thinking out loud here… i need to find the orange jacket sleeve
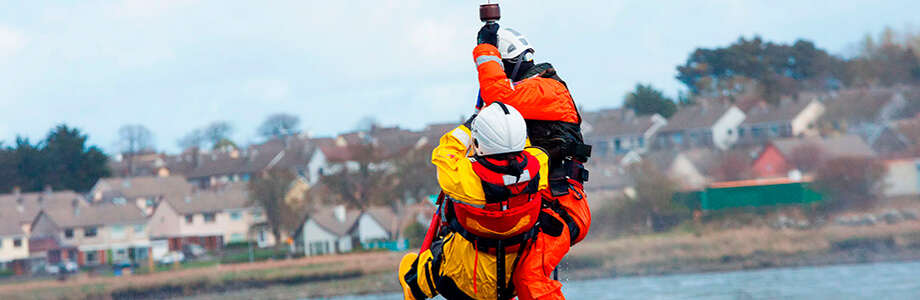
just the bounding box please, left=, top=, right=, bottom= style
left=473, top=44, right=579, bottom=123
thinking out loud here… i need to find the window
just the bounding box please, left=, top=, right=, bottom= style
left=231, top=233, right=245, bottom=242
left=86, top=251, right=97, bottom=263
left=230, top=211, right=242, bottom=221
left=185, top=214, right=194, bottom=224
left=134, top=225, right=145, bottom=234
left=13, top=239, right=21, bottom=248
left=111, top=226, right=126, bottom=239
left=64, top=229, right=74, bottom=239
left=203, top=213, right=216, bottom=223
left=85, top=227, right=98, bottom=238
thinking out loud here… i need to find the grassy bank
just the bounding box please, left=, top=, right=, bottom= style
left=3, top=221, right=920, bottom=299
left=0, top=252, right=403, bottom=300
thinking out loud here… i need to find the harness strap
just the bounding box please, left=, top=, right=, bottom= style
left=496, top=239, right=506, bottom=299
left=544, top=199, right=581, bottom=246
left=447, top=214, right=540, bottom=251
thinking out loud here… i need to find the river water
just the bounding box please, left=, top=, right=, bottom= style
left=320, top=260, right=920, bottom=299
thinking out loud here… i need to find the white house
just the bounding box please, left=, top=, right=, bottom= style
left=0, top=218, right=29, bottom=270
left=885, top=158, right=920, bottom=197
left=295, top=206, right=360, bottom=256
left=294, top=205, right=403, bottom=256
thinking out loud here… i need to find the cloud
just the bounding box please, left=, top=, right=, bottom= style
left=245, top=79, right=291, bottom=104
left=108, top=0, right=198, bottom=20
left=0, top=28, right=24, bottom=59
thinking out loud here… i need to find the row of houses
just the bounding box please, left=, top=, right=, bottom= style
left=0, top=175, right=432, bottom=275
left=583, top=87, right=914, bottom=157
left=583, top=87, right=920, bottom=208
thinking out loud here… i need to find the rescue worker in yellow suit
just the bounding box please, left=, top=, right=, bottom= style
left=474, top=24, right=593, bottom=300
left=399, top=102, right=557, bottom=300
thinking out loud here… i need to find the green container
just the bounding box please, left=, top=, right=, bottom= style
left=701, top=182, right=822, bottom=210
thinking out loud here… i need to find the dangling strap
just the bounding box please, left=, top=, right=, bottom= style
left=496, top=239, right=506, bottom=299
left=472, top=240, right=479, bottom=295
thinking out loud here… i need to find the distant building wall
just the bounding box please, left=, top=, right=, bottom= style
left=357, top=214, right=389, bottom=244
left=0, top=236, right=29, bottom=263
left=885, top=159, right=920, bottom=197
left=791, top=100, right=826, bottom=137
left=753, top=146, right=789, bottom=178
left=711, top=106, right=746, bottom=150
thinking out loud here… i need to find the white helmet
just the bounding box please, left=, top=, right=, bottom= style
left=471, top=102, right=527, bottom=156
left=497, top=28, right=534, bottom=61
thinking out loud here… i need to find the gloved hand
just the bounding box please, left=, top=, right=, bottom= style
left=463, top=113, right=477, bottom=128
left=477, top=23, right=499, bottom=47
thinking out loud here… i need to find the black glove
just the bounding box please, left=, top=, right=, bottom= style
left=463, top=113, right=477, bottom=128
left=477, top=23, right=499, bottom=47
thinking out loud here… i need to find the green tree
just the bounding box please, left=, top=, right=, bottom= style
left=676, top=36, right=847, bottom=103
left=42, top=125, right=110, bottom=192
left=624, top=84, right=677, bottom=118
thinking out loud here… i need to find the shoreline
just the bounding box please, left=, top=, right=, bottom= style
left=4, top=225, right=920, bottom=299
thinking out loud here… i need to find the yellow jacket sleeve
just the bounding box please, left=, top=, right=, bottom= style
left=431, top=125, right=486, bottom=206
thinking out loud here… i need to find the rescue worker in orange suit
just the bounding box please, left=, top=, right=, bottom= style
left=398, top=102, right=556, bottom=299
left=474, top=24, right=593, bottom=300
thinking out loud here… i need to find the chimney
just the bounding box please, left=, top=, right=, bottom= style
left=334, top=205, right=346, bottom=223
left=72, top=198, right=81, bottom=216
left=13, top=187, right=23, bottom=212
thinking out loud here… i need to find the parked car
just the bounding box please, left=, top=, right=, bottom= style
left=182, top=244, right=207, bottom=259
left=158, top=251, right=185, bottom=265
left=45, top=260, right=78, bottom=274
left=112, top=259, right=137, bottom=276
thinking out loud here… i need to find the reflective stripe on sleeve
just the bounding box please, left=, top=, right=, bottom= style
left=475, top=55, right=503, bottom=67
left=451, top=128, right=471, bottom=146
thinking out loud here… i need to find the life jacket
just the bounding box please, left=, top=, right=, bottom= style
left=439, top=150, right=544, bottom=300
left=451, top=151, right=542, bottom=242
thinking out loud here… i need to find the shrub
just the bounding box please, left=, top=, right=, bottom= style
left=404, top=220, right=428, bottom=249
left=813, top=156, right=886, bottom=213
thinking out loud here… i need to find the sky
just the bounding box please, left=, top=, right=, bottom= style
left=1, top=0, right=919, bottom=154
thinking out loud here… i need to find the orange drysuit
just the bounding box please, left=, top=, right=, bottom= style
left=474, top=43, right=593, bottom=300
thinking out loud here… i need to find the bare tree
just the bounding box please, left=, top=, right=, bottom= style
left=813, top=157, right=887, bottom=212
left=177, top=129, right=206, bottom=150
left=248, top=169, right=300, bottom=246
left=709, top=150, right=753, bottom=181
left=623, top=161, right=686, bottom=232
left=789, top=144, right=825, bottom=173
left=321, top=142, right=399, bottom=210
left=258, top=113, right=301, bottom=140
left=204, top=121, right=234, bottom=150
left=118, top=124, right=154, bottom=177
left=353, top=115, right=379, bottom=132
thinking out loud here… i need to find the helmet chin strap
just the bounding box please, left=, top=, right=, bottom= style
left=504, top=50, right=534, bottom=82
